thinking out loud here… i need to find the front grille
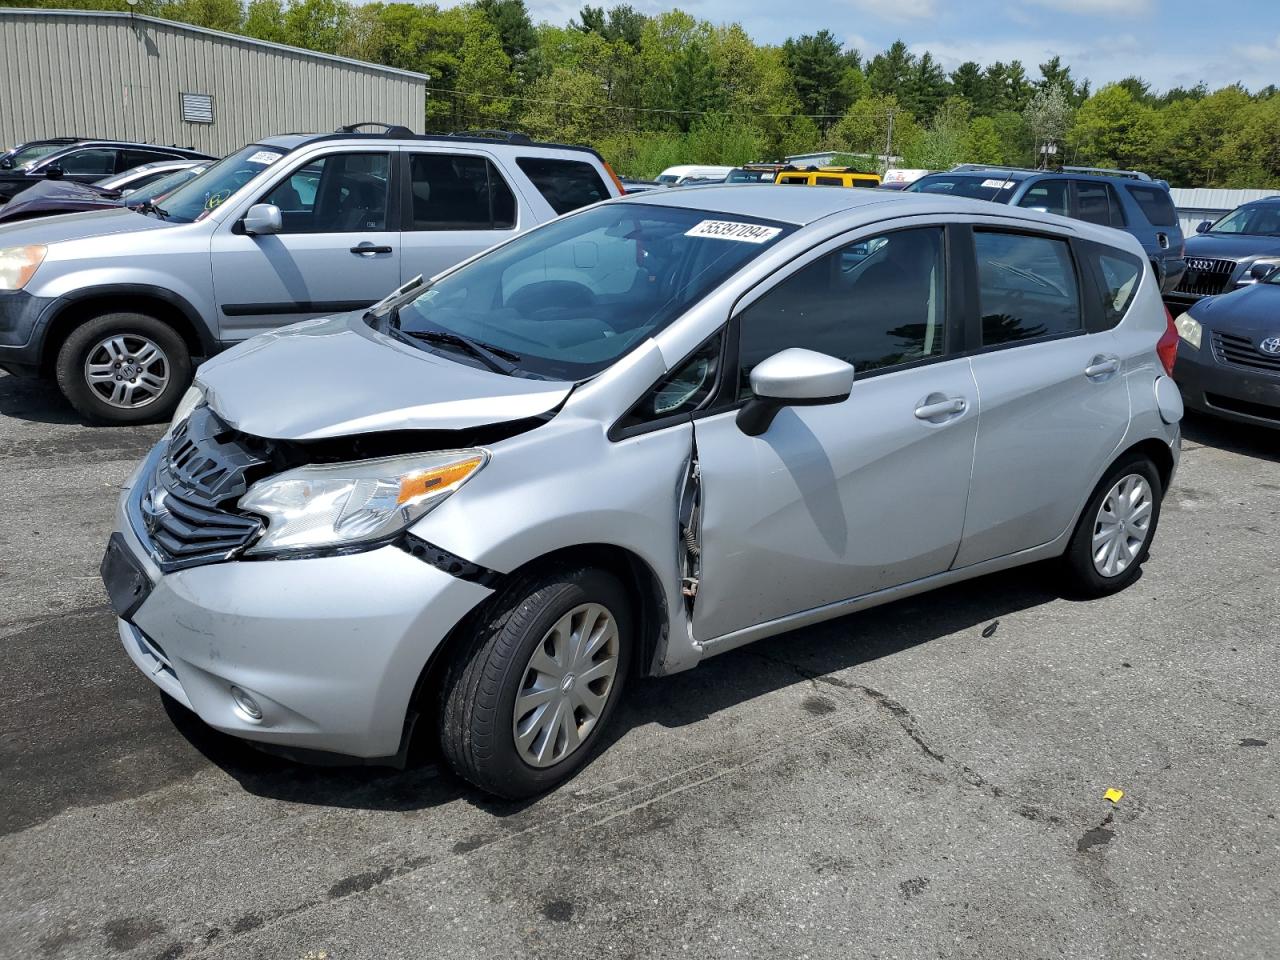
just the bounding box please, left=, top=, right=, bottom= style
left=1212, top=331, right=1280, bottom=373
left=137, top=406, right=265, bottom=570
left=1175, top=257, right=1236, bottom=298
left=1205, top=392, right=1280, bottom=422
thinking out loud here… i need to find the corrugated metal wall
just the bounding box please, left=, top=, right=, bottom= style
left=0, top=9, right=427, bottom=156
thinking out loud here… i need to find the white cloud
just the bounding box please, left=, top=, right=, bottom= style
left=841, top=0, right=937, bottom=21
left=1022, top=0, right=1152, bottom=13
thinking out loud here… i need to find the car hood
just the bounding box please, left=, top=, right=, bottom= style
left=1189, top=282, right=1280, bottom=337
left=0, top=205, right=167, bottom=245
left=1185, top=233, right=1280, bottom=261
left=0, top=180, right=119, bottom=223
left=196, top=312, right=574, bottom=441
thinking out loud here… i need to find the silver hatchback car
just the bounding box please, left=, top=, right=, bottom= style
left=103, top=186, right=1184, bottom=798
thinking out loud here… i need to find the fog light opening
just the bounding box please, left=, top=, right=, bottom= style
left=229, top=685, right=263, bottom=722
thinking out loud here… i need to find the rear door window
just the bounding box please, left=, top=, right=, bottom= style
left=1126, top=185, right=1178, bottom=227
left=1016, top=180, right=1069, bottom=216
left=515, top=156, right=609, bottom=214
left=975, top=231, right=1082, bottom=346
left=406, top=153, right=516, bottom=230
left=1073, top=181, right=1126, bottom=229
left=56, top=148, right=120, bottom=176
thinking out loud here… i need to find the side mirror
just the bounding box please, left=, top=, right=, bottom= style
left=1196, top=220, right=1212, bottom=234
left=44, top=164, right=64, bottom=180
left=736, top=348, right=854, bottom=437
left=1248, top=261, right=1277, bottom=282
left=0, top=158, right=12, bottom=170
left=242, top=203, right=282, bottom=236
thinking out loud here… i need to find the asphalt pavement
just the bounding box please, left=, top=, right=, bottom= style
left=1, top=370, right=1277, bottom=960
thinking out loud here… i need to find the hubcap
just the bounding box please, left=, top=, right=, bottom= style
left=1092, top=474, right=1153, bottom=578
left=85, top=334, right=170, bottom=409
left=512, top=602, right=620, bottom=769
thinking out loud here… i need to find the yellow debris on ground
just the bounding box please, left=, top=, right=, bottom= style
left=1104, top=788, right=1125, bottom=804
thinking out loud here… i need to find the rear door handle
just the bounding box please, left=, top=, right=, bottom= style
left=914, top=396, right=967, bottom=421
left=1085, top=355, right=1121, bottom=379
left=351, top=243, right=393, bottom=255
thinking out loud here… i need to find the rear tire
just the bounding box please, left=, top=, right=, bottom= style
left=439, top=566, right=632, bottom=799
left=1061, top=453, right=1163, bottom=597
left=55, top=312, right=191, bottom=425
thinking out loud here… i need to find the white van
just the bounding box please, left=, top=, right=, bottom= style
left=655, top=165, right=734, bottom=185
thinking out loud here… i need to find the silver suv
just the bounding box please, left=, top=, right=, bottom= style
left=103, top=186, right=1184, bottom=798
left=0, top=129, right=621, bottom=423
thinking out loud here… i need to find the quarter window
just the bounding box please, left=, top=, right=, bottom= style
left=407, top=153, right=516, bottom=230
left=263, top=152, right=390, bottom=233
left=56, top=148, right=119, bottom=176
left=1092, top=247, right=1144, bottom=328
left=617, top=335, right=722, bottom=431
left=1126, top=185, right=1178, bottom=227
left=516, top=156, right=609, bottom=214
left=736, top=227, right=947, bottom=396
left=975, top=231, right=1082, bottom=346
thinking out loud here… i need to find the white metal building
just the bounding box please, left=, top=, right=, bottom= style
left=0, top=8, right=428, bottom=156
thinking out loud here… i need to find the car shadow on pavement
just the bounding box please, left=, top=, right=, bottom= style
left=0, top=371, right=83, bottom=425
left=1181, top=411, right=1280, bottom=463
left=171, top=564, right=1060, bottom=815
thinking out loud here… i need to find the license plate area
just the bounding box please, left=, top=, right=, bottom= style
left=100, top=532, right=153, bottom=621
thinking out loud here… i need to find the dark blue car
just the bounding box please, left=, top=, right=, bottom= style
left=908, top=165, right=1187, bottom=293
left=1173, top=266, right=1280, bottom=428
left=1166, top=196, right=1280, bottom=312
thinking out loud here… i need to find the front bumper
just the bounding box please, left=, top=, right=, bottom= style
left=1174, top=339, right=1280, bottom=429
left=111, top=466, right=494, bottom=759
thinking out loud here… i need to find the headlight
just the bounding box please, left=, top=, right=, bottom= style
left=165, top=384, right=204, bottom=437
left=239, top=450, right=487, bottom=554
left=0, top=245, right=46, bottom=290
left=1175, top=314, right=1202, bottom=349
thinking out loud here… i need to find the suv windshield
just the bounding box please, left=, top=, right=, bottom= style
left=390, top=203, right=794, bottom=381
left=908, top=174, right=1020, bottom=201
left=1208, top=204, right=1280, bottom=237
left=154, top=144, right=286, bottom=222
left=125, top=165, right=208, bottom=206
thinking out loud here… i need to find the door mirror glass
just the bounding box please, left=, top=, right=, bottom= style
left=242, top=203, right=282, bottom=235
left=736, top=348, right=854, bottom=436
left=44, top=164, right=64, bottom=180
left=1196, top=220, right=1212, bottom=234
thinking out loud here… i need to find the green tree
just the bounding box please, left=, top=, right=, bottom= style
left=950, top=61, right=985, bottom=107
left=781, top=30, right=859, bottom=126
left=476, top=0, right=536, bottom=76
left=906, top=96, right=970, bottom=169
left=1024, top=83, right=1073, bottom=166
left=242, top=0, right=286, bottom=42
left=282, top=0, right=348, bottom=53
left=1068, top=83, right=1160, bottom=170
left=831, top=93, right=919, bottom=162
left=906, top=51, right=948, bottom=119
left=963, top=115, right=1005, bottom=164
left=867, top=40, right=914, bottom=101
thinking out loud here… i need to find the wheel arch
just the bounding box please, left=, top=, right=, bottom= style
left=1112, top=436, right=1175, bottom=495
left=39, top=285, right=216, bottom=376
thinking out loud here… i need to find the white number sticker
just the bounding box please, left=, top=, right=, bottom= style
left=685, top=220, right=782, bottom=244
left=980, top=178, right=1010, bottom=189
left=247, top=150, right=281, bottom=165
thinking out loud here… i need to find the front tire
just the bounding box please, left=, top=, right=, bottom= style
left=1061, top=453, right=1163, bottom=597
left=55, top=312, right=192, bottom=425
left=439, top=567, right=632, bottom=799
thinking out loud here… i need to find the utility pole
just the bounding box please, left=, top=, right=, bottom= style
left=883, top=108, right=895, bottom=174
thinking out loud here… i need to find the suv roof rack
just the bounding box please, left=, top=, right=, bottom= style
left=304, top=128, right=603, bottom=160
left=335, top=121, right=416, bottom=137
left=446, top=130, right=534, bottom=144
left=952, top=163, right=1038, bottom=175
left=1061, top=165, right=1152, bottom=182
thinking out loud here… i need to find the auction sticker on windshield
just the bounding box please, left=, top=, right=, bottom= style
left=685, top=220, right=783, bottom=243
left=247, top=150, right=281, bottom=165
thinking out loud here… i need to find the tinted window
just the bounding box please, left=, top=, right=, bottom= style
left=1092, top=248, right=1144, bottom=328
left=263, top=152, right=389, bottom=233
left=407, top=153, right=515, bottom=230
left=1126, top=185, right=1177, bottom=227
left=908, top=174, right=1020, bottom=201
left=121, top=149, right=169, bottom=169
left=56, top=148, right=118, bottom=175
left=816, top=176, right=843, bottom=186
left=617, top=335, right=722, bottom=430
left=1074, top=181, right=1125, bottom=228
left=516, top=156, right=609, bottom=215
left=1017, top=180, right=1069, bottom=216
left=737, top=227, right=946, bottom=395
left=976, top=231, right=1081, bottom=346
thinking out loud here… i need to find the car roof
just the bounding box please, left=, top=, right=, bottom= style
left=922, top=170, right=1036, bottom=182
left=43, top=140, right=209, bottom=157
left=617, top=183, right=1029, bottom=226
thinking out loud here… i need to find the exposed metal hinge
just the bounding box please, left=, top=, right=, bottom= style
left=682, top=576, right=699, bottom=598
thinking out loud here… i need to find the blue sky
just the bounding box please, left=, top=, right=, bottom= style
left=512, top=0, right=1278, bottom=93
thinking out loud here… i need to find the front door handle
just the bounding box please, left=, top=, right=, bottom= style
left=1085, top=355, right=1121, bottom=379
left=351, top=243, right=393, bottom=255
left=914, top=396, right=967, bottom=421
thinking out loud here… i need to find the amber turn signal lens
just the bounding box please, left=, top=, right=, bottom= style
left=397, top=456, right=484, bottom=505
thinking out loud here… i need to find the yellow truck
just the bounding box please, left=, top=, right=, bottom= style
left=775, top=166, right=882, bottom=188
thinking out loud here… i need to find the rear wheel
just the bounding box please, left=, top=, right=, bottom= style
left=439, top=566, right=632, bottom=799
left=55, top=312, right=191, bottom=425
left=1061, top=453, right=1163, bottom=596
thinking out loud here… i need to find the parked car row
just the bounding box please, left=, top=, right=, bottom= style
left=0, top=159, right=211, bottom=224
left=0, top=138, right=213, bottom=202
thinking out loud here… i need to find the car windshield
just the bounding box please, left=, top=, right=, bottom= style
left=389, top=202, right=794, bottom=381
left=908, top=174, right=1021, bottom=201
left=7, top=142, right=68, bottom=169
left=153, top=144, right=285, bottom=222
left=125, top=166, right=208, bottom=206
left=1208, top=204, right=1280, bottom=237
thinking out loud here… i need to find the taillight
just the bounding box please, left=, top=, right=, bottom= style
left=602, top=160, right=625, bottom=197
left=1157, top=306, right=1178, bottom=375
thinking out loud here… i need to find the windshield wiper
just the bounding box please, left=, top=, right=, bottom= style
left=133, top=199, right=169, bottom=220
left=397, top=329, right=521, bottom=375
left=365, top=274, right=430, bottom=332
